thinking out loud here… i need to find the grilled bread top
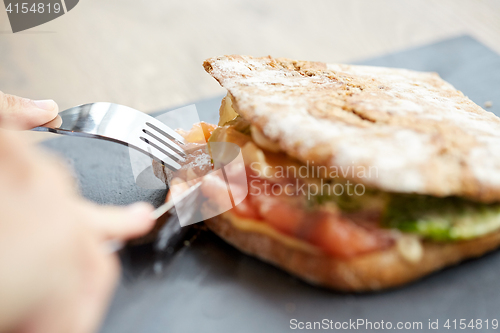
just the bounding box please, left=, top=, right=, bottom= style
left=204, top=55, right=500, bottom=202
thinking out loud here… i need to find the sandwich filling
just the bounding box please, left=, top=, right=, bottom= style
left=198, top=94, right=500, bottom=259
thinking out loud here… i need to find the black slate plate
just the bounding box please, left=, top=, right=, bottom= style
left=41, top=36, right=500, bottom=333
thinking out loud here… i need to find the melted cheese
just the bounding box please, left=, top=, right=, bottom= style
left=250, top=125, right=281, bottom=153
left=396, top=235, right=423, bottom=263
left=223, top=212, right=322, bottom=255
left=218, top=94, right=239, bottom=126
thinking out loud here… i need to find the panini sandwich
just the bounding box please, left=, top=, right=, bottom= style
left=155, top=55, right=500, bottom=291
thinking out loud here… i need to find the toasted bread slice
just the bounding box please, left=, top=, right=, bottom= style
left=204, top=55, right=500, bottom=202
left=205, top=213, right=500, bottom=292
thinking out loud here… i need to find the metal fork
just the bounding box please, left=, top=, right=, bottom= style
left=32, top=102, right=185, bottom=171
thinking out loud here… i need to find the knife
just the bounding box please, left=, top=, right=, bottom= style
left=104, top=182, right=202, bottom=253
left=151, top=182, right=202, bottom=220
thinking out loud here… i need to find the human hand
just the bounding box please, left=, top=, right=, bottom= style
left=0, top=94, right=155, bottom=333
left=0, top=91, right=60, bottom=129
left=0, top=130, right=155, bottom=333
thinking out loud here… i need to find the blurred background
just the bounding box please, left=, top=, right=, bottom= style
left=0, top=0, right=499, bottom=117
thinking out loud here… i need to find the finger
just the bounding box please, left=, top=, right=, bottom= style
left=0, top=91, right=59, bottom=130
left=40, top=114, right=62, bottom=128
left=89, top=202, right=156, bottom=241
left=73, top=246, right=119, bottom=333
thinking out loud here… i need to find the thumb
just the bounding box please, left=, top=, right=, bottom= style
left=90, top=202, right=156, bottom=241
left=0, top=91, right=59, bottom=130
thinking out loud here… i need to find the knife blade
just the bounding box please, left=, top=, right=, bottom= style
left=105, top=182, right=202, bottom=253
left=150, top=182, right=202, bottom=220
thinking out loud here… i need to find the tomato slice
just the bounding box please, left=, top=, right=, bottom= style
left=253, top=195, right=304, bottom=235
left=230, top=173, right=391, bottom=258
left=233, top=196, right=262, bottom=220
left=307, top=213, right=390, bottom=258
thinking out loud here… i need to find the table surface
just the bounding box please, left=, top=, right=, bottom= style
left=41, top=35, right=500, bottom=333
left=1, top=0, right=500, bottom=123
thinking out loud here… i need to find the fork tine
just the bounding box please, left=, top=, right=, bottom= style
left=141, top=130, right=184, bottom=161
left=145, top=120, right=186, bottom=144
left=139, top=138, right=182, bottom=171
left=142, top=127, right=185, bottom=157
